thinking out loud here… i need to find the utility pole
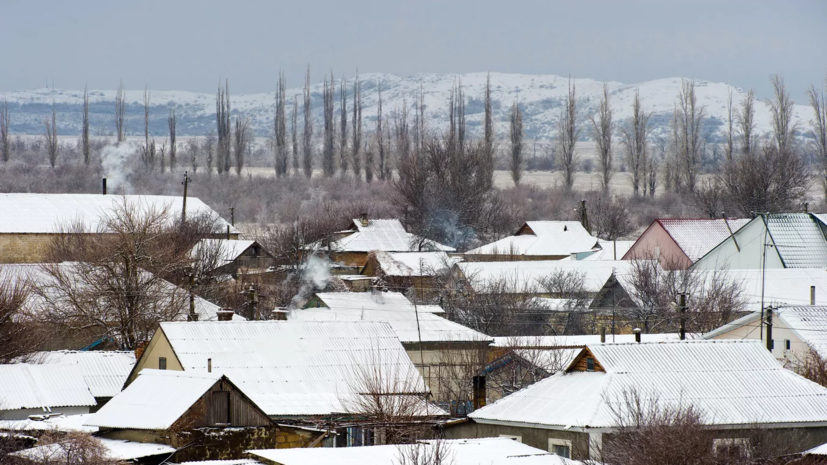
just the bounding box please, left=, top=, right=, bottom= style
left=766, top=306, right=773, bottom=352
left=248, top=285, right=259, bottom=321
left=181, top=171, right=192, bottom=225
left=187, top=270, right=198, bottom=322
left=678, top=293, right=687, bottom=340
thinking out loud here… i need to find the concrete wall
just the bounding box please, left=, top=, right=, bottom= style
left=404, top=344, right=490, bottom=403
left=445, top=421, right=591, bottom=460
left=709, top=314, right=810, bottom=361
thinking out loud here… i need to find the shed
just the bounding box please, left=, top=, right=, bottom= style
left=0, top=364, right=96, bottom=420
left=191, top=239, right=277, bottom=276
left=465, top=221, right=599, bottom=262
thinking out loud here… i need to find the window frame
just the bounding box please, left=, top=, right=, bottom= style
left=159, top=357, right=167, bottom=370
left=548, top=438, right=573, bottom=458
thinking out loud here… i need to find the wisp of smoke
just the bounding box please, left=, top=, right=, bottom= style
left=289, top=255, right=332, bottom=308
left=99, top=142, right=139, bottom=194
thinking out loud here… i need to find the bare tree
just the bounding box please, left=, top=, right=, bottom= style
left=188, top=136, right=199, bottom=173
left=204, top=130, right=215, bottom=176
left=394, top=100, right=411, bottom=167
left=509, top=100, right=523, bottom=186
left=591, top=82, right=614, bottom=190
left=556, top=78, right=579, bottom=190
left=274, top=71, right=288, bottom=177
left=302, top=66, right=313, bottom=178
left=352, top=72, right=363, bottom=178
left=114, top=80, right=126, bottom=144
left=676, top=79, right=706, bottom=192
left=587, top=193, right=635, bottom=244
left=142, top=86, right=155, bottom=170
left=168, top=108, right=177, bottom=169
left=808, top=77, right=827, bottom=197
left=377, top=80, right=386, bottom=181
left=13, top=431, right=120, bottom=465
left=736, top=88, right=756, bottom=156
left=292, top=94, right=299, bottom=174
left=44, top=102, right=59, bottom=168
left=82, top=86, right=90, bottom=164
left=322, top=72, right=336, bottom=177
left=216, top=79, right=232, bottom=175
left=483, top=73, right=495, bottom=169
left=620, top=90, right=651, bottom=196
left=233, top=117, right=250, bottom=175
left=366, top=135, right=375, bottom=183
left=768, top=74, right=798, bottom=153
left=724, top=89, right=734, bottom=162
left=0, top=98, right=9, bottom=163
left=0, top=273, right=43, bottom=363
left=339, top=75, right=349, bottom=175
left=786, top=345, right=827, bottom=388
left=158, top=139, right=167, bottom=173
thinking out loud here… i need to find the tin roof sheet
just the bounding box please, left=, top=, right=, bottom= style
left=657, top=218, right=750, bottom=262
left=0, top=364, right=96, bottom=411
left=466, top=221, right=598, bottom=257
left=766, top=214, right=827, bottom=268
left=30, top=351, right=136, bottom=398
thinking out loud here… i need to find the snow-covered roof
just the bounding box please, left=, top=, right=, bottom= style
left=466, top=221, right=598, bottom=257
left=369, top=251, right=460, bottom=277
left=191, top=239, right=258, bottom=265
left=85, top=369, right=223, bottom=430
left=177, top=461, right=262, bottom=465
left=703, top=306, right=827, bottom=358
left=492, top=333, right=683, bottom=348
left=457, top=260, right=632, bottom=294
left=0, top=364, right=96, bottom=411
left=654, top=218, right=750, bottom=262
left=0, top=263, right=245, bottom=322
left=470, top=340, right=827, bottom=429
left=12, top=437, right=175, bottom=461
left=29, top=351, right=135, bottom=398
left=766, top=214, right=827, bottom=268
left=155, top=320, right=430, bottom=417
left=0, top=193, right=236, bottom=234
left=248, top=437, right=581, bottom=465
left=0, top=413, right=97, bottom=433
left=804, top=441, right=827, bottom=456
left=316, top=219, right=455, bottom=253
left=295, top=292, right=491, bottom=344
left=575, top=240, right=635, bottom=261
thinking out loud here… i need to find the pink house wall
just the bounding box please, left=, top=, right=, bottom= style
left=622, top=222, right=693, bottom=270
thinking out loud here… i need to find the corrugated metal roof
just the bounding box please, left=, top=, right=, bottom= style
left=466, top=221, right=598, bottom=257
left=576, top=240, right=635, bottom=261
left=158, top=321, right=429, bottom=417
left=302, top=292, right=490, bottom=343
left=191, top=239, right=256, bottom=264
left=13, top=438, right=176, bottom=461
left=248, top=438, right=580, bottom=465
left=31, top=351, right=135, bottom=398
left=0, top=193, right=236, bottom=234
left=458, top=260, right=632, bottom=294
left=470, top=340, right=827, bottom=429
left=658, top=218, right=750, bottom=262
left=371, top=251, right=460, bottom=277
left=0, top=364, right=96, bottom=411
left=0, top=414, right=98, bottom=433
left=85, top=369, right=221, bottom=430
left=329, top=219, right=454, bottom=253
left=492, top=333, right=682, bottom=348
left=766, top=214, right=827, bottom=268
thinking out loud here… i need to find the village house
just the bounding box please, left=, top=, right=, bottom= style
left=703, top=305, right=827, bottom=363
left=464, top=221, right=600, bottom=262
left=247, top=437, right=582, bottom=465
left=28, top=350, right=136, bottom=410
left=296, top=291, right=492, bottom=403
left=0, top=193, right=238, bottom=263
left=623, top=218, right=750, bottom=269
left=692, top=213, right=827, bottom=271
left=191, top=238, right=277, bottom=277
left=305, top=215, right=455, bottom=271
left=361, top=251, right=460, bottom=297
left=445, top=340, right=827, bottom=461
left=86, top=369, right=321, bottom=462
left=125, top=319, right=443, bottom=442
left=0, top=364, right=96, bottom=420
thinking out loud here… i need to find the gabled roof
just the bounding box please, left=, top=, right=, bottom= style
left=248, top=437, right=581, bottom=465
left=0, top=364, right=96, bottom=411
left=295, top=292, right=491, bottom=344
left=470, top=340, right=827, bottom=429
left=30, top=351, right=136, bottom=398
left=575, top=240, right=635, bottom=261
left=654, top=218, right=750, bottom=262
left=0, top=193, right=236, bottom=234
left=703, top=306, right=827, bottom=358
left=191, top=239, right=260, bottom=265
left=318, top=219, right=455, bottom=253
left=155, top=320, right=430, bottom=417
left=457, top=260, right=633, bottom=294
left=466, top=221, right=598, bottom=257
left=368, top=251, right=460, bottom=277
left=0, top=263, right=245, bottom=322
left=85, top=369, right=227, bottom=430
left=765, top=214, right=827, bottom=268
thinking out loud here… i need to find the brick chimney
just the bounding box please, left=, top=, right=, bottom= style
left=360, top=212, right=369, bottom=227
left=217, top=309, right=234, bottom=321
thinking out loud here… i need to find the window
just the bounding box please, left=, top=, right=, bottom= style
left=159, top=357, right=167, bottom=370
left=549, top=439, right=572, bottom=458
left=586, top=357, right=595, bottom=372
left=499, top=435, right=522, bottom=443
left=714, top=438, right=749, bottom=459
left=785, top=339, right=791, bottom=351
left=770, top=339, right=775, bottom=350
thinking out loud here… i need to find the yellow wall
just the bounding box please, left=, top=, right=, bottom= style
left=0, top=234, right=55, bottom=263
left=126, top=328, right=184, bottom=386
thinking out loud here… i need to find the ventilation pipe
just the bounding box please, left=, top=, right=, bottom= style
left=360, top=212, right=369, bottom=227
left=811, top=286, right=816, bottom=306
left=633, top=328, right=642, bottom=343
left=600, top=326, right=606, bottom=343
left=102, top=178, right=107, bottom=195
left=208, top=358, right=212, bottom=373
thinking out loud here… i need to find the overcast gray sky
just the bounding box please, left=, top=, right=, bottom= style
left=2, top=0, right=825, bottom=99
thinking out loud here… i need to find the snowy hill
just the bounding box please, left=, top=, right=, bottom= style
left=0, top=72, right=814, bottom=141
